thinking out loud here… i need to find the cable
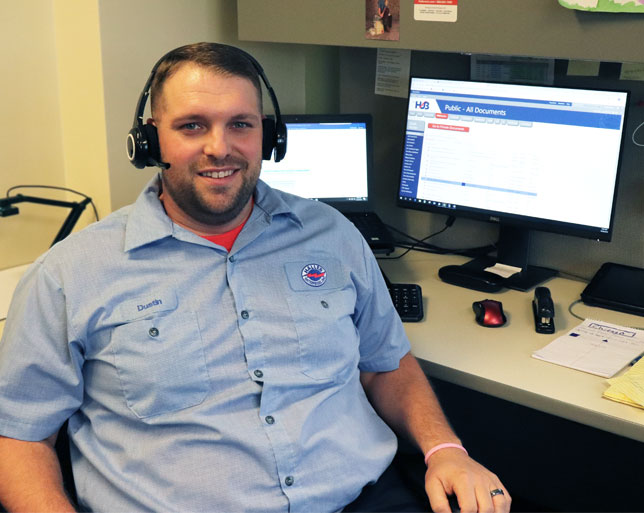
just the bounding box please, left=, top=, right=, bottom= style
left=379, top=216, right=455, bottom=260
left=632, top=120, right=644, bottom=147
left=567, top=299, right=586, bottom=321
left=5, top=185, right=99, bottom=222
left=385, top=224, right=451, bottom=253
left=381, top=220, right=496, bottom=260
left=557, top=270, right=590, bottom=283
left=568, top=299, right=644, bottom=330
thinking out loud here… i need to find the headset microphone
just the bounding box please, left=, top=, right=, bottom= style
left=126, top=44, right=287, bottom=170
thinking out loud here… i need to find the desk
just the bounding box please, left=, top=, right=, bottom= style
left=379, top=252, right=644, bottom=443
left=0, top=264, right=30, bottom=337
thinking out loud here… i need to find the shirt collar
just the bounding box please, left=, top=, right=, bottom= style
left=253, top=179, right=303, bottom=229
left=123, top=175, right=302, bottom=252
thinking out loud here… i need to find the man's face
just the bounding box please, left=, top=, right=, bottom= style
left=152, top=62, right=264, bottom=233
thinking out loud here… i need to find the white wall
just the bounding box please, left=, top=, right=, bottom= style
left=1, top=0, right=111, bottom=270
left=1, top=0, right=327, bottom=270
left=0, top=2, right=67, bottom=269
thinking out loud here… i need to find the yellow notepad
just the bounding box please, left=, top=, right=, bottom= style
left=603, top=357, right=644, bottom=408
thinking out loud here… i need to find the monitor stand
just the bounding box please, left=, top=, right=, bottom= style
left=462, top=256, right=558, bottom=292
left=495, top=225, right=558, bottom=291
left=439, top=226, right=558, bottom=292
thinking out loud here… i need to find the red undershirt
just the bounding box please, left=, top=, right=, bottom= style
left=199, top=200, right=254, bottom=252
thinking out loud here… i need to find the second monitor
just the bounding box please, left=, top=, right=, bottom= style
left=396, top=77, right=629, bottom=290
left=260, top=113, right=394, bottom=254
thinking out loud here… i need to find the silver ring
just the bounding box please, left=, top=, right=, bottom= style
left=490, top=489, right=505, bottom=497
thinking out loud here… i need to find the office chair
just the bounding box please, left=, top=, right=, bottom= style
left=55, top=421, right=78, bottom=506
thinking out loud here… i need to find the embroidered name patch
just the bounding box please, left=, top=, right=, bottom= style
left=114, top=290, right=178, bottom=321
left=301, top=263, right=327, bottom=287
left=137, top=298, right=163, bottom=312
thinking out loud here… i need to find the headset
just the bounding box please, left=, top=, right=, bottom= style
left=126, top=44, right=287, bottom=170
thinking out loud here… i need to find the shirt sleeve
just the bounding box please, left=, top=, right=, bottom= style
left=353, top=238, right=411, bottom=373
left=0, top=260, right=84, bottom=441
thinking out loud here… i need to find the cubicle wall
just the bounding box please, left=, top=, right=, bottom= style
left=238, top=0, right=644, bottom=64
left=238, top=0, right=644, bottom=279
left=339, top=48, right=644, bottom=280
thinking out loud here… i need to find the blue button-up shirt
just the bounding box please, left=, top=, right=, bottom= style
left=0, top=177, right=410, bottom=513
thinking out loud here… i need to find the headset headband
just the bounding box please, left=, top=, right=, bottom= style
left=126, top=44, right=287, bottom=169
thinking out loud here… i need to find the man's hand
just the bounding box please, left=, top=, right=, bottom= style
left=361, top=353, right=511, bottom=513
left=424, top=447, right=510, bottom=513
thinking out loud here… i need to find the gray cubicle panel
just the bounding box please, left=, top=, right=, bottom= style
left=238, top=0, right=644, bottom=64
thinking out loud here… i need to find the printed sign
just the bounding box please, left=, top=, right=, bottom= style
left=414, top=0, right=458, bottom=22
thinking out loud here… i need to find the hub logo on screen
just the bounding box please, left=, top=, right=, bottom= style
left=415, top=101, right=431, bottom=110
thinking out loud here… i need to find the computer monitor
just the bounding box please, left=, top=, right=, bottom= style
left=259, top=114, right=373, bottom=213
left=397, top=77, right=629, bottom=290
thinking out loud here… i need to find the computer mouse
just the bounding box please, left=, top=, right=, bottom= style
left=472, top=299, right=507, bottom=327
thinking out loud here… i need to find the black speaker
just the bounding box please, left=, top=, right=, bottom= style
left=126, top=44, right=287, bottom=170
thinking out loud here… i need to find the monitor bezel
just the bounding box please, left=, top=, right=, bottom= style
left=395, top=77, right=630, bottom=243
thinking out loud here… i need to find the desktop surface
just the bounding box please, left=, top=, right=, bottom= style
left=0, top=263, right=30, bottom=330
left=379, top=252, right=644, bottom=443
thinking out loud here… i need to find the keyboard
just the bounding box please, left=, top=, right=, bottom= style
left=388, top=282, right=424, bottom=322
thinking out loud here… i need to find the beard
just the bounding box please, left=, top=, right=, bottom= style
left=161, top=156, right=260, bottom=228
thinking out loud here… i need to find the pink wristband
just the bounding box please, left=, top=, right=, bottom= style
left=424, top=443, right=468, bottom=466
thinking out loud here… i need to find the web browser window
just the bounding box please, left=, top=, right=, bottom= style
left=261, top=121, right=369, bottom=201
left=399, top=78, right=628, bottom=232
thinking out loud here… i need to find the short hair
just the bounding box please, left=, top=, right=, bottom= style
left=149, top=42, right=263, bottom=116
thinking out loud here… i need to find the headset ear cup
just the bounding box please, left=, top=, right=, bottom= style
left=262, top=118, right=276, bottom=160
left=127, top=127, right=146, bottom=169
left=142, top=123, right=161, bottom=167
left=274, top=120, right=287, bottom=162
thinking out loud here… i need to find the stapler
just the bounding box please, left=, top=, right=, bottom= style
left=533, top=286, right=555, bottom=334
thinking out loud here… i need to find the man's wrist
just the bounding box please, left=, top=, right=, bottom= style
left=423, top=442, right=468, bottom=466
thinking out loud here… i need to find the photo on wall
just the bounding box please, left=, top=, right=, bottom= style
left=365, top=0, right=400, bottom=41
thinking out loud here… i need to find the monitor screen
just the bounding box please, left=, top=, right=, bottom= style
left=397, top=77, right=629, bottom=290
left=260, top=114, right=372, bottom=210
left=398, top=77, right=628, bottom=240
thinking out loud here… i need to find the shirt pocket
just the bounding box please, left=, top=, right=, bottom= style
left=110, top=310, right=210, bottom=419
left=285, top=288, right=359, bottom=381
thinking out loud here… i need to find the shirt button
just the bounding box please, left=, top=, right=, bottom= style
left=229, top=255, right=236, bottom=262
left=285, top=476, right=294, bottom=486
left=254, top=369, right=264, bottom=379
left=265, top=415, right=275, bottom=425
left=241, top=310, right=249, bottom=319
left=321, top=300, right=329, bottom=309
left=148, top=327, right=159, bottom=337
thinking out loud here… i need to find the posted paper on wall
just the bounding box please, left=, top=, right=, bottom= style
left=532, top=319, right=644, bottom=378
left=414, top=0, right=458, bottom=22
left=375, top=48, right=411, bottom=98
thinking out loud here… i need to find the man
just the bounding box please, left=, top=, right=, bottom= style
left=377, top=0, right=393, bottom=32
left=0, top=43, right=509, bottom=513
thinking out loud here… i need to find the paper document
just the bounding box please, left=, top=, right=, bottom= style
left=532, top=319, right=644, bottom=378
left=374, top=49, right=411, bottom=98
left=484, top=263, right=521, bottom=279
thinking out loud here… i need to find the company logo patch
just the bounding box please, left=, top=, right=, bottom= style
left=301, top=264, right=327, bottom=287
